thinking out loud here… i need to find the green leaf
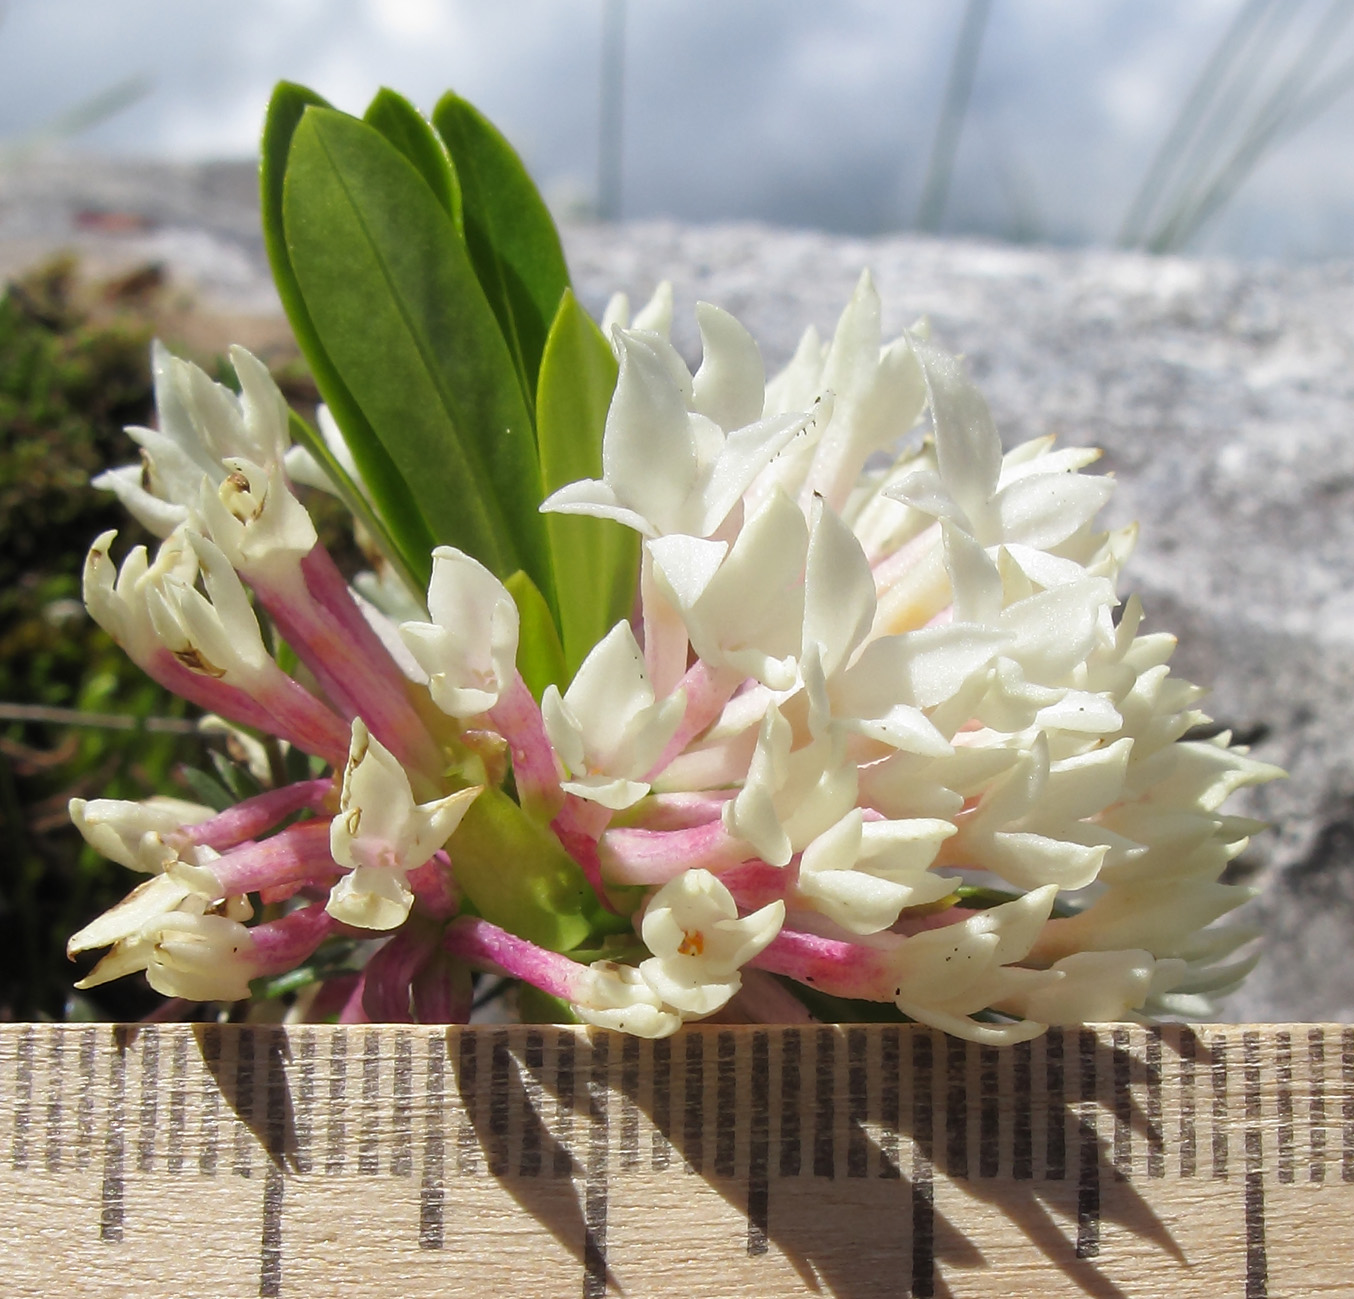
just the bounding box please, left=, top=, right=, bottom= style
left=449, top=788, right=596, bottom=952
left=261, top=83, right=437, bottom=590
left=283, top=107, right=556, bottom=605
left=431, top=91, right=570, bottom=410
left=286, top=409, right=423, bottom=600
left=362, top=87, right=463, bottom=236
left=536, top=290, right=637, bottom=674
left=504, top=570, right=567, bottom=700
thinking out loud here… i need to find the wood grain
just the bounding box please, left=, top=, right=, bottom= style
left=2, top=1022, right=1352, bottom=1297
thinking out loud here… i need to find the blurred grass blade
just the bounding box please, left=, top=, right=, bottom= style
left=432, top=91, right=571, bottom=413
left=283, top=107, right=556, bottom=604
left=261, top=83, right=437, bottom=591
left=363, top=87, right=464, bottom=236
left=505, top=570, right=568, bottom=699
left=536, top=290, right=636, bottom=675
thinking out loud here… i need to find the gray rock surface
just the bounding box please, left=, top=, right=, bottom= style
left=4, top=157, right=1352, bottom=1022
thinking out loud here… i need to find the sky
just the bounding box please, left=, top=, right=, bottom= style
left=2, top=0, right=1354, bottom=259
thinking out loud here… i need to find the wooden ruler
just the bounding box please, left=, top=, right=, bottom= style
left=2, top=1022, right=1352, bottom=1297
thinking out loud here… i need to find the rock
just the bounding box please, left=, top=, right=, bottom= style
left=4, top=157, right=1350, bottom=1021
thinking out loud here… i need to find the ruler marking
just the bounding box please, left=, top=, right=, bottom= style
left=1112, top=1026, right=1131, bottom=1181
left=1275, top=1031, right=1293, bottom=1184
left=553, top=1031, right=576, bottom=1179
left=1343, top=1026, right=1354, bottom=1183
left=1243, top=1031, right=1268, bottom=1298
left=324, top=1031, right=346, bottom=1175
left=978, top=1043, right=999, bottom=1179
left=879, top=1026, right=900, bottom=1180
left=359, top=1029, right=380, bottom=1176
left=1146, top=1028, right=1164, bottom=1179
left=258, top=1029, right=288, bottom=1299
left=946, top=1034, right=968, bottom=1180
left=199, top=1026, right=221, bottom=1177
left=1179, top=1027, right=1197, bottom=1179
left=392, top=1031, right=414, bottom=1177
left=137, top=1027, right=160, bottom=1174
left=419, top=1034, right=445, bottom=1250
left=1045, top=1028, right=1065, bottom=1180
left=779, top=1028, right=801, bottom=1177
left=650, top=1036, right=671, bottom=1172
left=489, top=1031, right=510, bottom=1178
left=1075, top=1027, right=1100, bottom=1260
left=716, top=1031, right=737, bottom=1178
left=234, top=1028, right=256, bottom=1179
left=814, top=1028, right=835, bottom=1179
left=458, top=1030, right=480, bottom=1178
left=520, top=1030, right=545, bottom=1179
left=10, top=1023, right=33, bottom=1171
left=43, top=1028, right=63, bottom=1174
left=100, top=1027, right=129, bottom=1243
left=76, top=1026, right=96, bottom=1172
left=683, top=1032, right=704, bottom=1175
left=1012, top=1039, right=1033, bottom=1180
left=583, top=1035, right=611, bottom=1299
left=1212, top=1034, right=1229, bottom=1180
left=1309, top=1027, right=1326, bottom=1183
left=293, top=1030, right=315, bottom=1175
left=911, top=1031, right=935, bottom=1299
left=747, top=1030, right=770, bottom=1256
left=847, top=1027, right=868, bottom=1179
left=619, top=1035, right=641, bottom=1172
left=167, top=1031, right=188, bottom=1174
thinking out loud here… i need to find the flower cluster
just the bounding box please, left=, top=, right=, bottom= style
left=67, top=275, right=1279, bottom=1043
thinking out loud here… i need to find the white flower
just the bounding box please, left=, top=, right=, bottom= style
left=93, top=343, right=291, bottom=536
left=327, top=720, right=481, bottom=930
left=570, top=961, right=683, bottom=1037
left=541, top=622, right=685, bottom=810
left=648, top=487, right=808, bottom=690
left=399, top=546, right=519, bottom=718
left=796, top=809, right=957, bottom=935
left=541, top=322, right=808, bottom=539
left=638, top=868, right=785, bottom=1016
left=69, top=796, right=215, bottom=875
left=68, top=869, right=258, bottom=1003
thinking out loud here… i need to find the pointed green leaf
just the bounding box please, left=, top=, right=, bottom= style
left=362, top=87, right=463, bottom=236
left=504, top=570, right=567, bottom=700
left=431, top=91, right=570, bottom=410
left=286, top=410, right=424, bottom=601
left=449, top=787, right=594, bottom=952
left=536, top=290, right=637, bottom=673
left=260, top=82, right=436, bottom=588
left=283, top=107, right=555, bottom=605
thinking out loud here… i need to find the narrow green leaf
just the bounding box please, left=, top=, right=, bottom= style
left=449, top=787, right=595, bottom=952
left=287, top=410, right=424, bottom=601
left=431, top=91, right=570, bottom=410
left=261, top=82, right=437, bottom=589
left=283, top=107, right=556, bottom=605
left=362, top=87, right=463, bottom=236
left=504, top=570, right=567, bottom=700
left=536, top=290, right=637, bottom=673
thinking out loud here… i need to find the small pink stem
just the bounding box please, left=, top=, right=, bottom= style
left=645, top=660, right=743, bottom=780
left=411, top=952, right=472, bottom=1024
left=621, top=791, right=736, bottom=830
left=406, top=850, right=459, bottom=921
left=441, top=916, right=590, bottom=1002
left=210, top=819, right=342, bottom=896
left=360, top=927, right=441, bottom=1023
left=178, top=779, right=333, bottom=852
left=249, top=902, right=339, bottom=974
left=750, top=926, right=896, bottom=1001
left=488, top=672, right=563, bottom=819
left=551, top=805, right=621, bottom=913
left=139, top=647, right=350, bottom=766
left=599, top=819, right=753, bottom=886
left=719, top=860, right=791, bottom=911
